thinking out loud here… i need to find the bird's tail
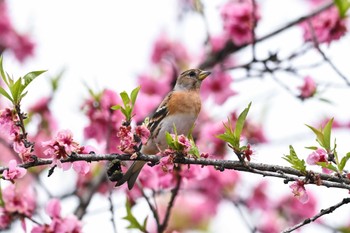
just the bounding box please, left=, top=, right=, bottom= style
left=116, top=161, right=146, bottom=190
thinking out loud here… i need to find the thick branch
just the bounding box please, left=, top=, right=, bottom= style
left=1, top=153, right=350, bottom=191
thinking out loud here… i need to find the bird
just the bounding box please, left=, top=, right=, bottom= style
left=116, top=68, right=211, bottom=190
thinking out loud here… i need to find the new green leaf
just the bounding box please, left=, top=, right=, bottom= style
left=123, top=200, right=148, bottom=232
left=283, top=145, right=307, bottom=173
left=334, top=0, right=350, bottom=18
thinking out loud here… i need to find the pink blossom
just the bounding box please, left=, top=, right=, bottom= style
left=117, top=125, right=136, bottom=153
left=221, top=1, right=260, bottom=45
left=0, top=108, right=19, bottom=136
left=175, top=134, right=191, bottom=151
left=137, top=73, right=172, bottom=97
left=72, top=161, right=90, bottom=175
left=133, top=92, right=162, bottom=122
left=301, top=6, right=347, bottom=44
left=278, top=192, right=317, bottom=224
left=197, top=121, right=227, bottom=157
left=307, top=148, right=333, bottom=174
left=209, top=34, right=229, bottom=52
left=42, top=130, right=80, bottom=161
left=247, top=181, right=270, bottom=210
left=0, top=1, right=34, bottom=62
left=150, top=33, right=190, bottom=64
left=289, top=180, right=309, bottom=204
left=3, top=159, right=26, bottom=180
left=2, top=184, right=36, bottom=217
left=154, top=191, right=217, bottom=232
left=299, top=76, right=316, bottom=99
left=31, top=199, right=82, bottom=233
left=135, top=124, right=150, bottom=145
left=46, top=199, right=61, bottom=219
left=13, top=141, right=33, bottom=162
left=0, top=207, right=11, bottom=230
left=307, top=148, right=328, bottom=165
left=201, top=70, right=236, bottom=104
left=82, top=89, right=123, bottom=152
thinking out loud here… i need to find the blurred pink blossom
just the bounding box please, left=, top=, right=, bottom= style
left=0, top=207, right=11, bottom=230
left=135, top=124, right=150, bottom=145
left=201, top=70, right=236, bottom=104
left=301, top=6, right=347, bottom=44
left=31, top=199, right=82, bottom=233
left=298, top=76, right=316, bottom=99
left=151, top=33, right=190, bottom=65
left=307, top=148, right=332, bottom=174
left=42, top=130, right=80, bottom=162
left=221, top=1, right=260, bottom=45
left=117, top=125, right=137, bottom=153
left=278, top=191, right=317, bottom=223
left=82, top=89, right=122, bottom=152
left=247, top=181, right=270, bottom=210
left=289, top=180, right=309, bottom=204
left=2, top=184, right=36, bottom=217
left=3, top=159, right=26, bottom=181
left=209, top=34, right=229, bottom=52
left=0, top=1, right=34, bottom=62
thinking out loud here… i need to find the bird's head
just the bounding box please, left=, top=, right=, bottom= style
left=174, top=68, right=211, bottom=91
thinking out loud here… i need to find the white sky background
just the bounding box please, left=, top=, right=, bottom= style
left=4, top=0, right=350, bottom=232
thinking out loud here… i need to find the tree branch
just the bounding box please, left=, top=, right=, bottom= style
left=282, top=197, right=350, bottom=233
left=199, top=1, right=334, bottom=69
left=1, top=153, right=350, bottom=191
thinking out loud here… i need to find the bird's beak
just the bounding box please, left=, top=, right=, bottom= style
left=198, top=70, right=211, bottom=81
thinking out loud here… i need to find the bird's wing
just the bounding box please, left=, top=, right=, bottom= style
left=147, top=92, right=172, bottom=138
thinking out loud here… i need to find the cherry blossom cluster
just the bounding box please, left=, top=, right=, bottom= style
left=0, top=184, right=35, bottom=230
left=116, top=123, right=150, bottom=154
left=42, top=130, right=90, bottom=175
left=0, top=108, right=33, bottom=162
left=221, top=0, right=260, bottom=45
left=31, top=199, right=82, bottom=233
left=0, top=1, right=34, bottom=62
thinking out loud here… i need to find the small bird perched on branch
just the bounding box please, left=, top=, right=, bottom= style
left=116, top=68, right=211, bottom=189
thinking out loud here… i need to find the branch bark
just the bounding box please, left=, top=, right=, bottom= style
left=1, top=153, right=350, bottom=191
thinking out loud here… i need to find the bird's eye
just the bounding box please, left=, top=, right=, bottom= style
left=188, top=71, right=196, bottom=77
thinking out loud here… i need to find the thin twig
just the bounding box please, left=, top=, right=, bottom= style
left=137, top=182, right=160, bottom=227
left=251, top=0, right=258, bottom=61
left=199, top=1, right=334, bottom=69
left=282, top=197, right=350, bottom=233
left=108, top=189, right=118, bottom=233
left=307, top=20, right=350, bottom=85
left=158, top=173, right=182, bottom=233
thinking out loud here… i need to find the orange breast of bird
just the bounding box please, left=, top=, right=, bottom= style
left=167, top=90, right=201, bottom=116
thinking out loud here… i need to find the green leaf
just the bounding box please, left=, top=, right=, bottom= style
left=130, top=86, right=140, bottom=105
left=165, top=131, right=175, bottom=148
left=0, top=86, right=13, bottom=102
left=233, top=102, right=251, bottom=141
left=120, top=91, right=130, bottom=106
left=305, top=124, right=325, bottom=148
left=283, top=145, right=307, bottom=173
left=111, top=104, right=121, bottom=110
left=334, top=0, right=350, bottom=18
left=123, top=200, right=147, bottom=232
left=22, top=70, right=47, bottom=92
left=339, top=152, right=350, bottom=172
left=305, top=146, right=318, bottom=150
left=0, top=56, right=9, bottom=86
left=323, top=118, right=333, bottom=151
left=0, top=181, right=4, bottom=207
left=216, top=133, right=235, bottom=146
left=188, top=140, right=200, bottom=158
left=9, top=77, right=23, bottom=104
left=317, top=162, right=338, bottom=173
